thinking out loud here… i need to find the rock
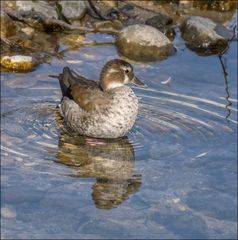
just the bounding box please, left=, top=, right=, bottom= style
left=180, top=16, right=233, bottom=55
left=59, top=0, right=87, bottom=20
left=0, top=10, right=17, bottom=37
left=145, top=13, right=175, bottom=40
left=1, top=55, right=34, bottom=72
left=16, top=0, right=58, bottom=19
left=116, top=24, right=175, bottom=62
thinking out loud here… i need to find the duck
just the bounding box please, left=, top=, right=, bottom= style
left=56, top=59, right=144, bottom=138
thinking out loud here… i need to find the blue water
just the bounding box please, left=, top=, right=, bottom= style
left=1, top=14, right=237, bottom=240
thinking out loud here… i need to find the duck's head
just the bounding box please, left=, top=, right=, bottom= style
left=100, top=59, right=144, bottom=91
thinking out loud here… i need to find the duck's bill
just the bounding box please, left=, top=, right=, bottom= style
left=131, top=76, right=145, bottom=87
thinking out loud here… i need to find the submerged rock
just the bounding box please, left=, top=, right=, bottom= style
left=1, top=55, right=34, bottom=72
left=180, top=16, right=233, bottom=55
left=116, top=24, right=175, bottom=62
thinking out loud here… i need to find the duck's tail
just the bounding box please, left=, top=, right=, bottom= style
left=49, top=67, right=75, bottom=99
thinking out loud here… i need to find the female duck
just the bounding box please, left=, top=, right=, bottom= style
left=57, top=59, right=144, bottom=138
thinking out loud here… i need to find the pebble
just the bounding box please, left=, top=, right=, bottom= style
left=60, top=0, right=87, bottom=20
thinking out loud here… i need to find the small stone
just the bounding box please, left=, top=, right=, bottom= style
left=1, top=55, right=34, bottom=72
left=116, top=24, right=175, bottom=62
left=180, top=16, right=233, bottom=55
left=1, top=205, right=17, bottom=218
left=59, top=0, right=87, bottom=20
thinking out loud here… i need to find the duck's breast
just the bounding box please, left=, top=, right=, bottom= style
left=88, top=87, right=139, bottom=138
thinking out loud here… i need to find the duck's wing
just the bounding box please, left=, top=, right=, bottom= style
left=58, top=67, right=100, bottom=98
left=59, top=67, right=108, bottom=112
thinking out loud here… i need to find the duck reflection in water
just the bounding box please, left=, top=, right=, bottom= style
left=55, top=133, right=141, bottom=209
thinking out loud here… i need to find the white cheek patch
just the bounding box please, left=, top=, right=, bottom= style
left=124, top=73, right=130, bottom=83
left=107, top=81, right=124, bottom=90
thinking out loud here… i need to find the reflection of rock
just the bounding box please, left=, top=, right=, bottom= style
left=56, top=133, right=141, bottom=209
left=145, top=13, right=175, bottom=40
left=1, top=55, right=34, bottom=72
left=180, top=16, right=233, bottom=55
left=116, top=24, right=175, bottom=62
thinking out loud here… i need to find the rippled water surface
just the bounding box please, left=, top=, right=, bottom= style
left=1, top=18, right=237, bottom=239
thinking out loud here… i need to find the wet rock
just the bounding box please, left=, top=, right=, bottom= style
left=180, top=16, right=233, bottom=55
left=59, top=0, right=87, bottom=21
left=15, top=0, right=58, bottom=19
left=1, top=55, right=34, bottom=72
left=116, top=24, right=175, bottom=62
left=145, top=13, right=175, bottom=40
left=0, top=10, right=17, bottom=38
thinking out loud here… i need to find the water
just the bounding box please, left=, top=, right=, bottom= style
left=1, top=19, right=237, bottom=240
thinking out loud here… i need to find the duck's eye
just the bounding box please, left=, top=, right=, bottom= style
left=125, top=69, right=129, bottom=74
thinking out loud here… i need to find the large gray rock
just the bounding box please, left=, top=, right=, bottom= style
left=116, top=24, right=175, bottom=62
left=180, top=16, right=233, bottom=55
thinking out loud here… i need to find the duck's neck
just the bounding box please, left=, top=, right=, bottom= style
left=100, top=72, right=124, bottom=91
